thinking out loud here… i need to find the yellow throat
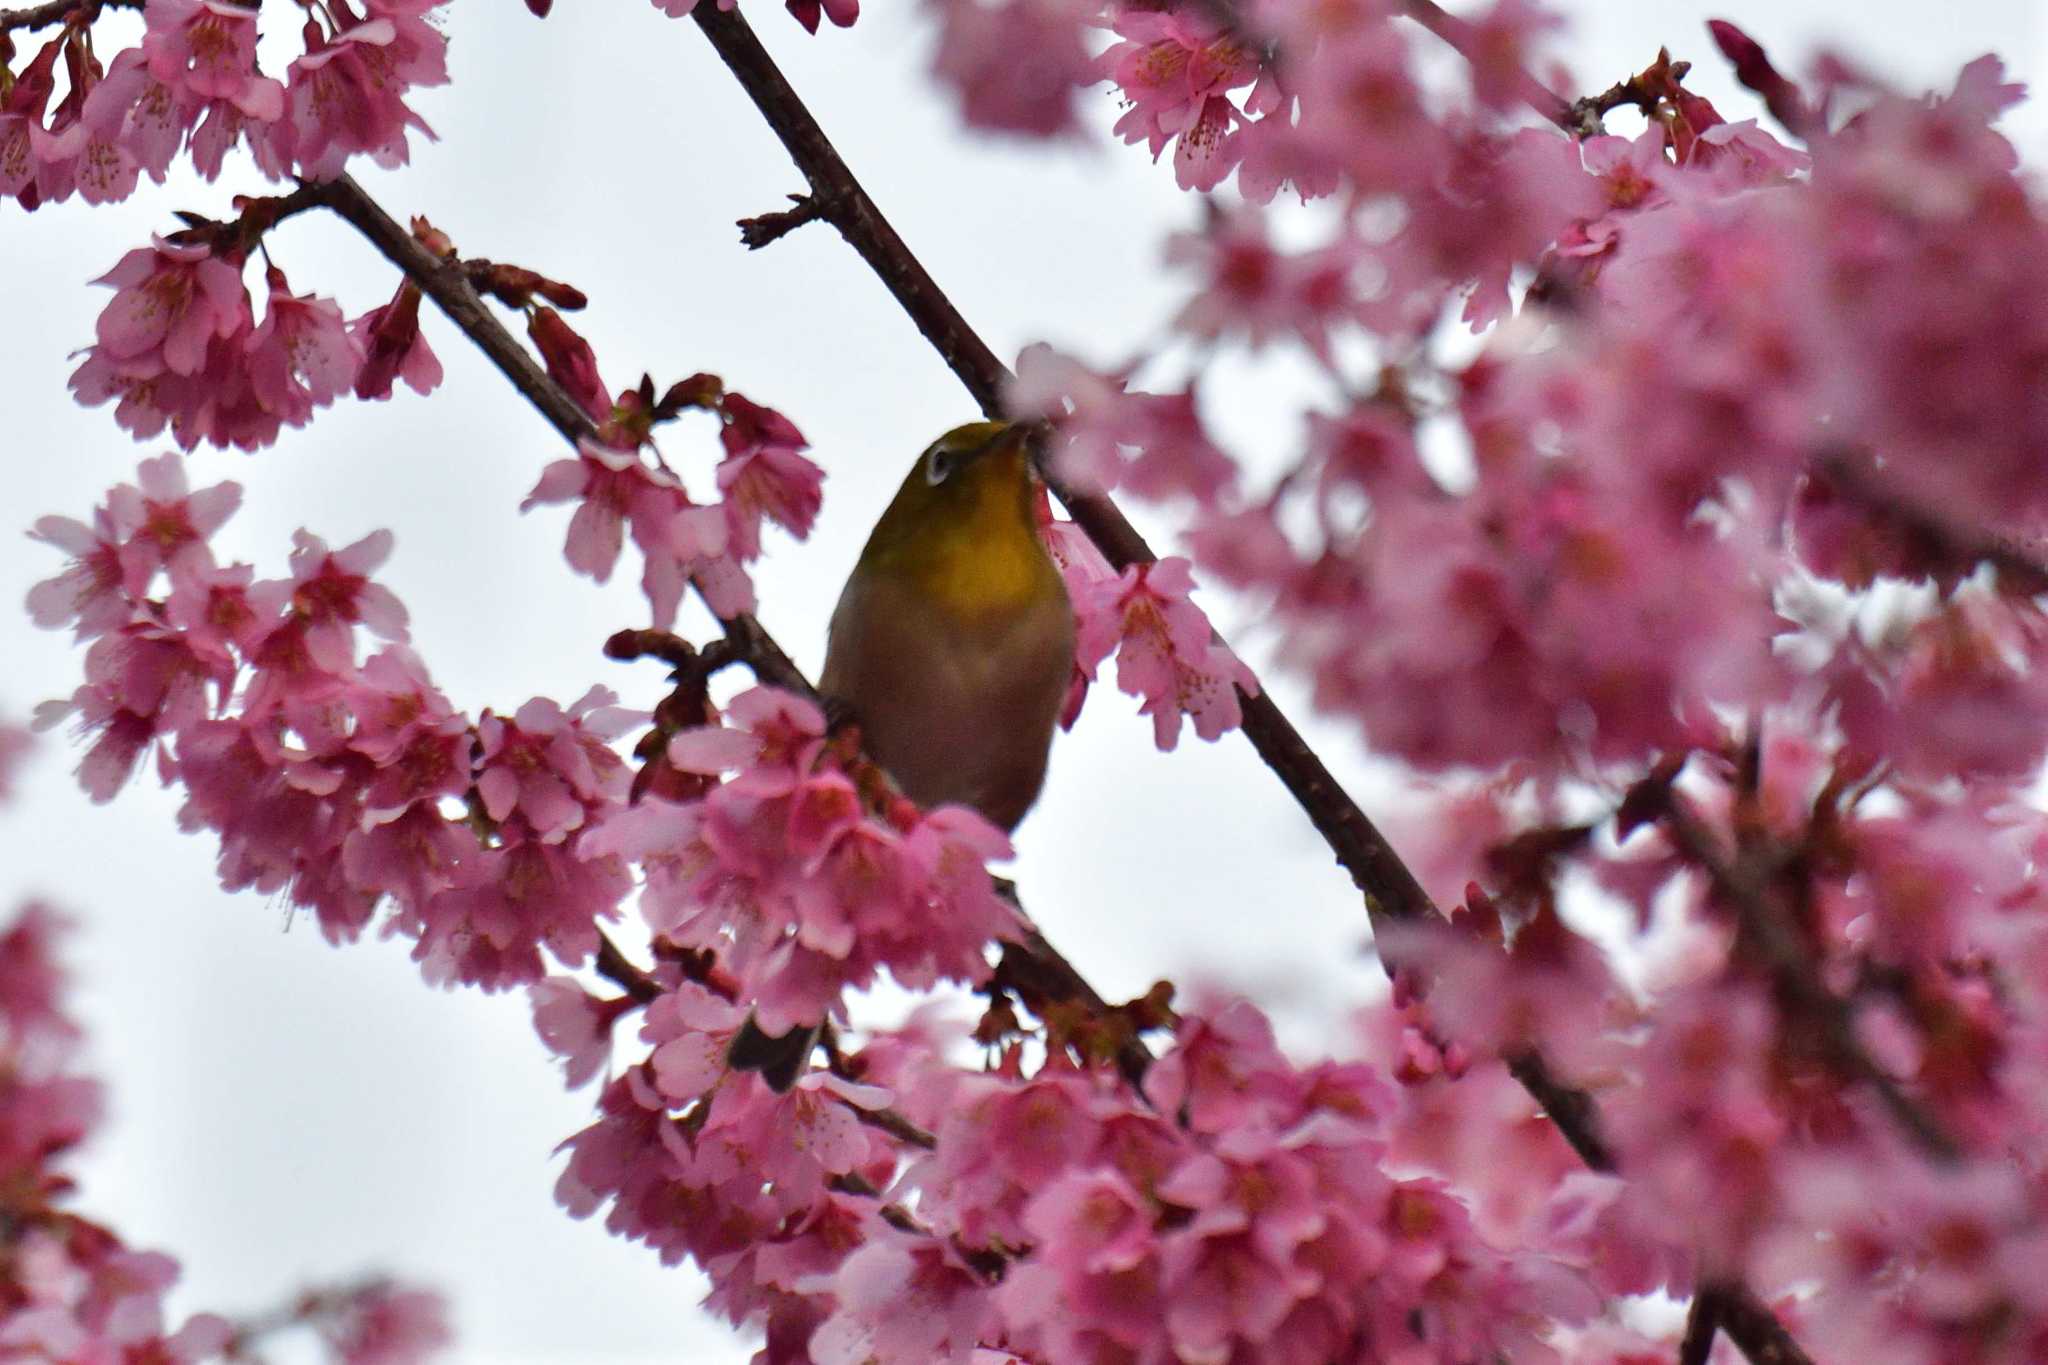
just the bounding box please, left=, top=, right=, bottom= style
left=857, top=422, right=1057, bottom=623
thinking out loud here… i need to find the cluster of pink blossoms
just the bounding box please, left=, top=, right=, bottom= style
left=68, top=235, right=441, bottom=451
left=30, top=452, right=644, bottom=988
left=546, top=985, right=1603, bottom=1362
left=1, top=0, right=447, bottom=211
left=519, top=316, right=827, bottom=628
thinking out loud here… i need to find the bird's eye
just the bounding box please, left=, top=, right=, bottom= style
left=925, top=447, right=953, bottom=485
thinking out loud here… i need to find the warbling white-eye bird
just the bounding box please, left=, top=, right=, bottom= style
left=727, top=420, right=1077, bottom=1090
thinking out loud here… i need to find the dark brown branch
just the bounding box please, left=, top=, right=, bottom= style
left=852, top=1102, right=938, bottom=1151
left=684, top=0, right=1548, bottom=1104
left=1814, top=453, right=2048, bottom=595
left=595, top=931, right=662, bottom=1005
left=689, top=6, right=1010, bottom=414
left=1505, top=1047, right=1615, bottom=1171
left=1680, top=1284, right=1726, bottom=1365
left=830, top=1173, right=1009, bottom=1284
left=691, top=0, right=1437, bottom=937
left=1659, top=794, right=1962, bottom=1163
left=314, top=175, right=604, bottom=445
left=992, top=925, right=1154, bottom=1092
left=1713, top=1284, right=1814, bottom=1365
left=0, top=0, right=133, bottom=33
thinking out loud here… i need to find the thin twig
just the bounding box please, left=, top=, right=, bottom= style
left=1568, top=67, right=1670, bottom=131
left=0, top=0, right=132, bottom=34
left=737, top=194, right=824, bottom=249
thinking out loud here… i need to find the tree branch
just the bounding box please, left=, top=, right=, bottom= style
left=594, top=931, right=662, bottom=1005
left=313, top=175, right=601, bottom=444
left=1712, top=1283, right=1813, bottom=1365
left=0, top=0, right=133, bottom=33
left=1813, top=453, right=2048, bottom=595
left=1680, top=1284, right=1726, bottom=1365
left=1505, top=1046, right=1615, bottom=1171
left=691, top=0, right=1437, bottom=937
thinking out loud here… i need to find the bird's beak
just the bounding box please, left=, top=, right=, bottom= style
left=986, top=422, right=1042, bottom=478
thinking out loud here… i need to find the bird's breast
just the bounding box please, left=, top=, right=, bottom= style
left=821, top=558, right=1075, bottom=830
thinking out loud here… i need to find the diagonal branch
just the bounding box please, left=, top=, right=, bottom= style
left=1813, top=452, right=2048, bottom=594
left=684, top=0, right=1546, bottom=1110
left=1680, top=1284, right=1726, bottom=1365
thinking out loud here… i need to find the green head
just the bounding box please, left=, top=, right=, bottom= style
left=852, top=421, right=1059, bottom=617
left=861, top=422, right=1040, bottom=564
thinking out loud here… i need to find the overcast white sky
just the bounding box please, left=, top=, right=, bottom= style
left=2, top=1, right=2041, bottom=1359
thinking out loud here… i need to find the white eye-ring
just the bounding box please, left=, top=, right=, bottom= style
left=925, top=447, right=954, bottom=485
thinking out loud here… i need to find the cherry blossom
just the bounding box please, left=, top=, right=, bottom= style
left=715, top=393, right=825, bottom=561
left=350, top=280, right=443, bottom=401
left=140, top=0, right=285, bottom=122
left=1074, top=556, right=1258, bottom=750
left=273, top=7, right=447, bottom=179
